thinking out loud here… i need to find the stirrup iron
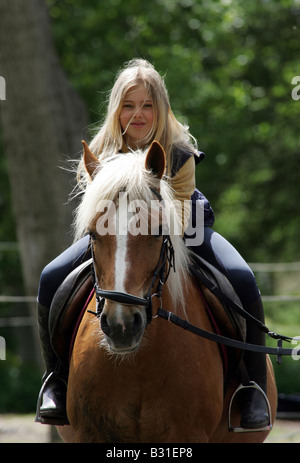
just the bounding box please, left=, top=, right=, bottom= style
left=228, top=381, right=272, bottom=433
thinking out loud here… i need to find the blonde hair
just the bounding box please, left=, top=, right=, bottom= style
left=78, top=59, right=197, bottom=181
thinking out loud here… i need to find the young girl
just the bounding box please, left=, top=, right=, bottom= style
left=36, top=59, right=268, bottom=430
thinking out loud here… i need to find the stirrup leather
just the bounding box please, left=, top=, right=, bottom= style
left=228, top=381, right=272, bottom=433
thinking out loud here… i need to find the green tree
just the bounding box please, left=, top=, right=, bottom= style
left=2, top=0, right=300, bottom=263
left=45, top=0, right=300, bottom=262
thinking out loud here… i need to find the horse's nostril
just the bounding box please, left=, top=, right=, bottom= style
left=100, top=313, right=110, bottom=336
left=100, top=310, right=144, bottom=348
left=132, top=312, right=143, bottom=335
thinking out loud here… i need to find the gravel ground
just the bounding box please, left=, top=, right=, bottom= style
left=0, top=414, right=55, bottom=443
left=0, top=414, right=300, bottom=443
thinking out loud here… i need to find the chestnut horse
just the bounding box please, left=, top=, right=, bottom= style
left=58, top=141, right=277, bottom=443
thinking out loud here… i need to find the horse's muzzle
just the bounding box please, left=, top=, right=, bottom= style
left=100, top=303, right=146, bottom=354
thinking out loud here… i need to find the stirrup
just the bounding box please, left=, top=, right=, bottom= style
left=228, top=381, right=272, bottom=433
left=35, top=372, right=69, bottom=425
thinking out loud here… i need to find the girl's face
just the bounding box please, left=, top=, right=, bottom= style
left=119, top=85, right=154, bottom=149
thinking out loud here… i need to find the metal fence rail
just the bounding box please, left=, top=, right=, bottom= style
left=0, top=296, right=36, bottom=303
left=1, top=243, right=300, bottom=327
left=0, top=316, right=36, bottom=327
left=0, top=294, right=300, bottom=328
left=250, top=262, right=300, bottom=272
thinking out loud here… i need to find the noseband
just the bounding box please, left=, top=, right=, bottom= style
left=90, top=189, right=175, bottom=325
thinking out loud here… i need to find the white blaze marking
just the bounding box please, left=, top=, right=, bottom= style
left=114, top=196, right=129, bottom=291
left=114, top=232, right=128, bottom=292
left=114, top=232, right=128, bottom=327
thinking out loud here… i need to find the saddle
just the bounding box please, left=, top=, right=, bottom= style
left=49, top=253, right=246, bottom=369
left=49, top=259, right=94, bottom=365
left=188, top=251, right=246, bottom=342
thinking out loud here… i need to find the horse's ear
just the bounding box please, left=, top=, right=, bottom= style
left=82, top=140, right=100, bottom=179
left=145, top=141, right=166, bottom=179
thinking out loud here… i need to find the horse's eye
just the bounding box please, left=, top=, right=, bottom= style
left=89, top=230, right=97, bottom=241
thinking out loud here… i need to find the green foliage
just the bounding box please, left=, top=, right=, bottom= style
left=43, top=0, right=300, bottom=395
left=1, top=0, right=300, bottom=409
left=0, top=351, right=41, bottom=413
left=1, top=0, right=299, bottom=261
left=0, top=132, right=16, bottom=242
left=44, top=0, right=300, bottom=262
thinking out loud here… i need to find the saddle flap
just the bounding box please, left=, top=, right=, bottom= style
left=49, top=259, right=93, bottom=365
left=188, top=251, right=246, bottom=342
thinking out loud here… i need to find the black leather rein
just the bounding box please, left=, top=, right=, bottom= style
left=155, top=308, right=298, bottom=362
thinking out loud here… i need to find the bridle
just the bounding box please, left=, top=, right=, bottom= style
left=91, top=235, right=174, bottom=325
left=88, top=188, right=298, bottom=361
left=90, top=188, right=175, bottom=325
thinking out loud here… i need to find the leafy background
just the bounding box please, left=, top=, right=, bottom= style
left=1, top=0, right=300, bottom=411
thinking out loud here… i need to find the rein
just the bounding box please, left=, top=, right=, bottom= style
left=88, top=189, right=298, bottom=362
left=155, top=308, right=297, bottom=363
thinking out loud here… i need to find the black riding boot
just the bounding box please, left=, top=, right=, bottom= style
left=35, top=303, right=69, bottom=425
left=240, top=297, right=269, bottom=429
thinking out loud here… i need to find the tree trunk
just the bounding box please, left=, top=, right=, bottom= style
left=0, top=0, right=89, bottom=363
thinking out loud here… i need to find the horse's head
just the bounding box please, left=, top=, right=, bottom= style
left=75, top=141, right=189, bottom=355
